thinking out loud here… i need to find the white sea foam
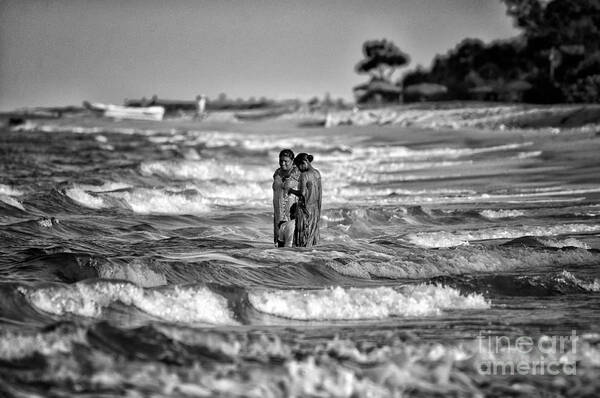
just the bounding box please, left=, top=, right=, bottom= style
left=556, top=270, right=600, bottom=292
left=407, top=223, right=600, bottom=248
left=480, top=209, right=526, bottom=219
left=136, top=286, right=235, bottom=324
left=248, top=284, right=489, bottom=320
left=0, top=184, right=23, bottom=196
left=3, top=327, right=598, bottom=396
left=106, top=188, right=212, bottom=214
left=140, top=160, right=271, bottom=182
left=197, top=181, right=270, bottom=203
left=65, top=187, right=108, bottom=209
left=0, top=327, right=86, bottom=360
left=21, top=281, right=235, bottom=324
left=66, top=182, right=269, bottom=213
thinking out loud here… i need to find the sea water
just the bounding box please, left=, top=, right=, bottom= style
left=0, top=106, right=599, bottom=396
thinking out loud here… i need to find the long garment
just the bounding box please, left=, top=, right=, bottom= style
left=272, top=167, right=300, bottom=246
left=294, top=169, right=322, bottom=247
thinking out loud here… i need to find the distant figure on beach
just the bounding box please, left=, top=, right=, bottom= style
left=288, top=153, right=322, bottom=247
left=272, top=149, right=300, bottom=247
left=196, top=94, right=207, bottom=119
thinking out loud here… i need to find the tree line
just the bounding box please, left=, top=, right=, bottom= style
left=355, top=0, right=600, bottom=104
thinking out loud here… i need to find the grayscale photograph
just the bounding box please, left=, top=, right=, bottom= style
left=1, top=1, right=599, bottom=396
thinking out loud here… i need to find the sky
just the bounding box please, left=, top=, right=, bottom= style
left=0, top=0, right=520, bottom=111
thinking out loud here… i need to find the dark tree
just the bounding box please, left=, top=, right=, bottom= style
left=396, top=0, right=600, bottom=103
left=355, top=39, right=410, bottom=82
left=503, top=0, right=600, bottom=101
left=503, top=0, right=546, bottom=35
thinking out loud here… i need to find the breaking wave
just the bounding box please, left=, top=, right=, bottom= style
left=407, top=223, right=600, bottom=247
left=20, top=281, right=236, bottom=325
left=0, top=195, right=25, bottom=211
left=140, top=160, right=271, bottom=183
left=248, top=284, right=489, bottom=320
left=325, top=246, right=600, bottom=279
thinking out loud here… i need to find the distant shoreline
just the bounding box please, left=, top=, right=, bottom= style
left=2, top=101, right=600, bottom=132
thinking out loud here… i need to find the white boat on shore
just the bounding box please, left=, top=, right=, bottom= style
left=84, top=102, right=165, bottom=121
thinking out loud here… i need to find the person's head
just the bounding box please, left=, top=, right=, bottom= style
left=278, top=149, right=295, bottom=171
left=294, top=153, right=314, bottom=172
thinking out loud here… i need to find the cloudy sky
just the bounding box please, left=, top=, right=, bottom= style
left=0, top=0, right=519, bottom=111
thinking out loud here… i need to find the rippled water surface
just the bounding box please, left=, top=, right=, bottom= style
left=1, top=107, right=599, bottom=396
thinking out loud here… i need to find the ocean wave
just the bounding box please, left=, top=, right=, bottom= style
left=20, top=281, right=236, bottom=325
left=248, top=284, right=489, bottom=320
left=325, top=246, right=600, bottom=279
left=1, top=323, right=598, bottom=397
left=106, top=186, right=266, bottom=213
left=537, top=237, right=591, bottom=249
left=13, top=122, right=161, bottom=136
left=407, top=223, right=600, bottom=248
left=64, top=182, right=270, bottom=214
left=140, top=159, right=271, bottom=182
left=351, top=142, right=533, bottom=160
left=63, top=182, right=132, bottom=210
left=433, top=270, right=600, bottom=296
left=554, top=270, right=600, bottom=292
left=150, top=129, right=354, bottom=153
left=196, top=181, right=270, bottom=203
left=96, top=259, right=168, bottom=287
left=0, top=195, right=26, bottom=211
left=76, top=181, right=132, bottom=192
left=0, top=323, right=86, bottom=360
left=332, top=186, right=474, bottom=201
left=65, top=186, right=108, bottom=209
left=324, top=104, right=600, bottom=132
left=107, top=188, right=207, bottom=214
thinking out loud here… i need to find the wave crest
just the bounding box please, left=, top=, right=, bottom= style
left=20, top=281, right=236, bottom=325
left=407, top=223, right=600, bottom=247
left=248, top=284, right=489, bottom=320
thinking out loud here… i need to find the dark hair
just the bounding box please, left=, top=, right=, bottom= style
left=293, top=153, right=313, bottom=166
left=279, top=149, right=294, bottom=159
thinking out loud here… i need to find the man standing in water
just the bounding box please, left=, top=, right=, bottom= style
left=272, top=149, right=300, bottom=247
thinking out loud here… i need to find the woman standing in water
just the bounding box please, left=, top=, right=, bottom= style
left=272, top=149, right=300, bottom=247
left=289, top=153, right=322, bottom=247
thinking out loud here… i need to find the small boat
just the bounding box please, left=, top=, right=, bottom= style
left=83, top=102, right=165, bottom=121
